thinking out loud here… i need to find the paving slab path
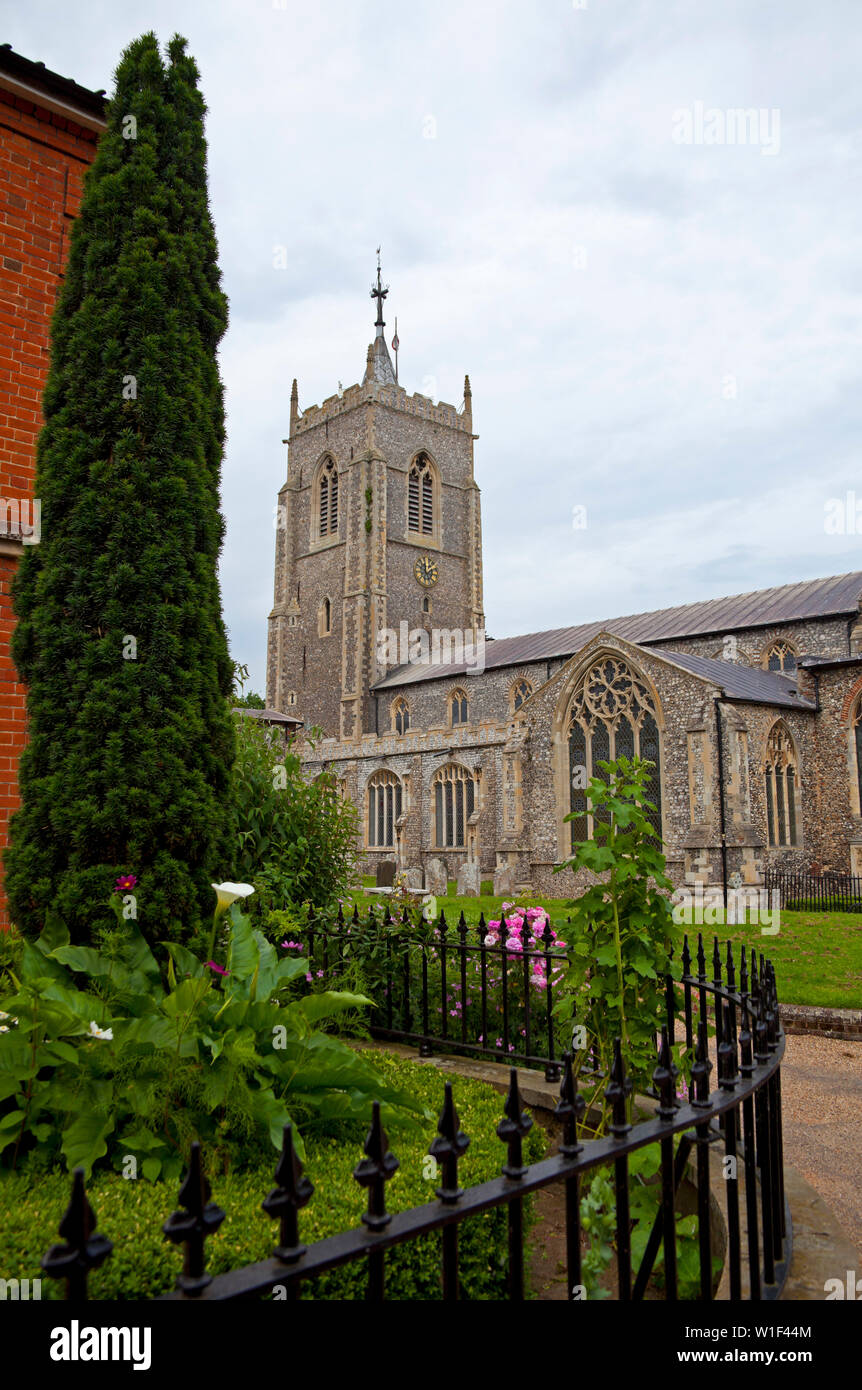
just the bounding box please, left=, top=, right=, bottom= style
left=779, top=1033, right=862, bottom=1266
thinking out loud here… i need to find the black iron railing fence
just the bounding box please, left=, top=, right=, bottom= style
left=764, top=868, right=862, bottom=913
left=304, top=902, right=571, bottom=1079
left=40, top=945, right=789, bottom=1302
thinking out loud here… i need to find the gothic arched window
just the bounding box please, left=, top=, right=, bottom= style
left=367, top=770, right=403, bottom=849
left=408, top=453, right=436, bottom=536
left=566, top=656, right=662, bottom=847
left=450, top=688, right=468, bottom=726
left=764, top=721, right=799, bottom=847
left=764, top=640, right=797, bottom=674
left=391, top=697, right=410, bottom=735
left=853, top=699, right=862, bottom=818
left=316, top=458, right=339, bottom=539
left=433, top=763, right=476, bottom=849
left=511, top=678, right=533, bottom=713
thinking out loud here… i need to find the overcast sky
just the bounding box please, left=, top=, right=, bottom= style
left=6, top=0, right=862, bottom=692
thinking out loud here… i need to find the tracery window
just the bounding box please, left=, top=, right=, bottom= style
left=511, top=678, right=533, bottom=713
left=854, top=699, right=862, bottom=818
left=408, top=454, right=436, bottom=536
left=567, top=657, right=662, bottom=846
left=433, top=763, right=476, bottom=849
left=391, top=697, right=410, bottom=735
left=450, top=688, right=468, bottom=726
left=367, top=770, right=402, bottom=849
left=317, top=458, right=339, bottom=538
left=764, top=640, right=797, bottom=675
left=764, top=722, right=799, bottom=847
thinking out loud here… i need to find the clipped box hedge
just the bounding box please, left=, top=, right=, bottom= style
left=0, top=1050, right=546, bottom=1300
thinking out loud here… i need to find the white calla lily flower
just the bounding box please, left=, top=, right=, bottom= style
left=88, top=1020, right=113, bottom=1041
left=212, top=881, right=255, bottom=915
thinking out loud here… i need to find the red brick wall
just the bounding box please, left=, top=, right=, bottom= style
left=0, top=83, right=101, bottom=925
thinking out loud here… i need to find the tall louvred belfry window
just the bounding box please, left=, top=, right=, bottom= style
left=567, top=657, right=662, bottom=846
left=408, top=454, right=436, bottom=535
left=764, top=721, right=799, bottom=847
left=317, top=458, right=338, bottom=538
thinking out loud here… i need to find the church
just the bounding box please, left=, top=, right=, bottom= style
left=266, top=267, right=862, bottom=898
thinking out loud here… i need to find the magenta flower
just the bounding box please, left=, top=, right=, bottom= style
left=281, top=940, right=303, bottom=950
left=206, top=960, right=229, bottom=976
left=114, top=874, right=138, bottom=891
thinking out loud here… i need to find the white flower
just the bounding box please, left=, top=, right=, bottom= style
left=211, top=881, right=256, bottom=915
left=88, top=1020, right=113, bottom=1041
left=0, top=1026, right=8, bottom=1034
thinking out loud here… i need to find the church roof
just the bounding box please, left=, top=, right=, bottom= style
left=373, top=571, right=862, bottom=690
left=655, top=651, right=814, bottom=710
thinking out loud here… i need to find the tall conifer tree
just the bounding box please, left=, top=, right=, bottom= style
left=6, top=34, right=236, bottom=943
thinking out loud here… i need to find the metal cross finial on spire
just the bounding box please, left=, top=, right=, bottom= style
left=370, top=250, right=389, bottom=331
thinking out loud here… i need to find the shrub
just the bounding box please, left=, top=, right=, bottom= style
left=0, top=1051, right=546, bottom=1300
left=230, top=715, right=358, bottom=919
left=5, top=34, right=236, bottom=948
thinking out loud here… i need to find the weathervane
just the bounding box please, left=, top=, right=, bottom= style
left=370, top=247, right=389, bottom=330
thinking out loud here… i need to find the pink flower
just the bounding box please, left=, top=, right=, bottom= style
left=206, top=961, right=229, bottom=976
left=114, top=874, right=138, bottom=891
left=281, top=940, right=303, bottom=949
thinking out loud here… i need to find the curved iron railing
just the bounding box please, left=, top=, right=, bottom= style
left=39, top=942, right=789, bottom=1302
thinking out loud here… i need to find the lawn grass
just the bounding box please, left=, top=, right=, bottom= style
left=349, top=883, right=862, bottom=1010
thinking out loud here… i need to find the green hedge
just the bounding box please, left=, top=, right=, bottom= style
left=0, top=1051, right=546, bottom=1300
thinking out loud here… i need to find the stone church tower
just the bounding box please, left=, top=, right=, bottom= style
left=267, top=261, right=484, bottom=740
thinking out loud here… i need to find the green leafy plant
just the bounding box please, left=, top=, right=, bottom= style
left=579, top=1150, right=718, bottom=1300
left=554, top=755, right=678, bottom=1109
left=230, top=714, right=358, bottom=918
left=0, top=891, right=425, bottom=1182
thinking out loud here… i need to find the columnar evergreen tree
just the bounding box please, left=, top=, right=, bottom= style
left=6, top=34, right=236, bottom=944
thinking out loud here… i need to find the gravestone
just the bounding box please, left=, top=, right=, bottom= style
left=400, top=866, right=424, bottom=892
left=457, top=860, right=481, bottom=897
left=493, top=863, right=516, bottom=898
left=425, top=857, right=447, bottom=897
left=375, top=860, right=396, bottom=889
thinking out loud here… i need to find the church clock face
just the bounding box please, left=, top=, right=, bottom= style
left=414, top=554, right=439, bottom=588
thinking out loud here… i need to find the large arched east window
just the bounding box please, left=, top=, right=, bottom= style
left=408, top=453, right=436, bottom=536
left=433, top=763, right=476, bottom=849
left=367, top=769, right=402, bottom=849
left=567, top=656, right=662, bottom=847
left=317, top=458, right=338, bottom=539
left=764, top=721, right=799, bottom=847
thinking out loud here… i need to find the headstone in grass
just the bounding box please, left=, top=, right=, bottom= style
left=425, top=858, right=447, bottom=896
left=375, top=860, right=396, bottom=888
left=457, top=860, right=481, bottom=897
left=493, top=862, right=516, bottom=897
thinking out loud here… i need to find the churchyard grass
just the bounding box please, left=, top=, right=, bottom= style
left=349, top=886, right=861, bottom=1010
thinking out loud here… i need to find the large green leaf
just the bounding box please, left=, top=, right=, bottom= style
left=61, top=1112, right=113, bottom=1177
left=165, top=942, right=206, bottom=981
left=283, top=990, right=371, bottom=1028
left=226, top=914, right=259, bottom=982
